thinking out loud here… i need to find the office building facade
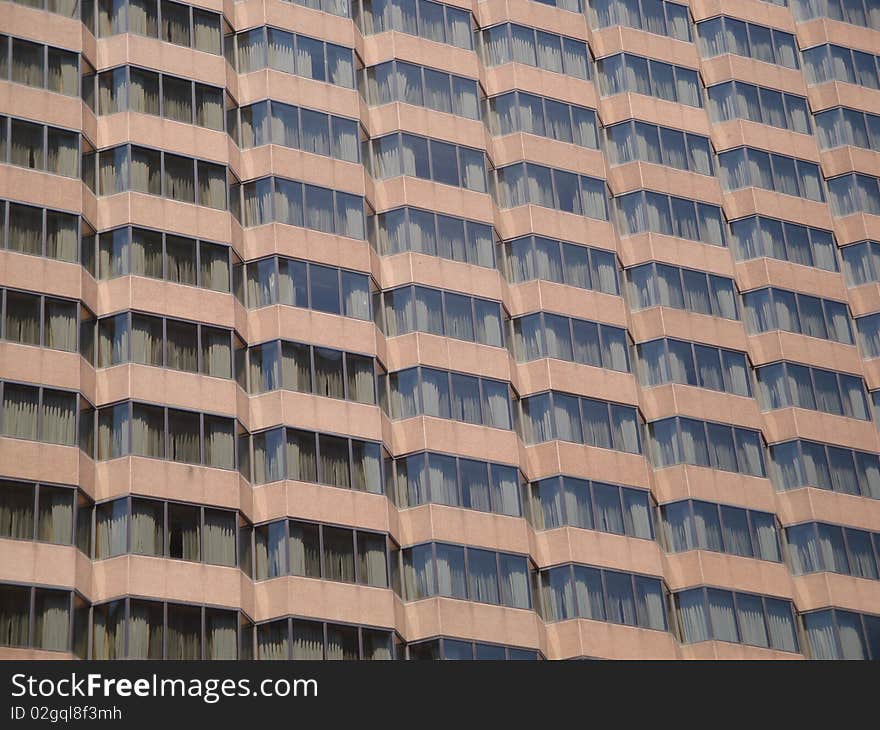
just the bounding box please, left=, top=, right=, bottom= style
left=0, top=0, right=879, bottom=660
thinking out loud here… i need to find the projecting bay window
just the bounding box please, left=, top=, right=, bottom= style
left=624, top=262, right=738, bottom=319
left=92, top=495, right=237, bottom=566
left=82, top=145, right=229, bottom=210
left=493, top=161, right=609, bottom=220
left=381, top=366, right=512, bottom=430
left=0, top=115, right=80, bottom=178
left=90, top=598, right=244, bottom=659
left=86, top=400, right=237, bottom=470
left=767, top=438, right=880, bottom=499
left=255, top=617, right=395, bottom=660
left=246, top=426, right=383, bottom=493
left=535, top=563, right=667, bottom=630
left=353, top=0, right=474, bottom=50
left=249, top=519, right=390, bottom=588
left=0, top=583, right=75, bottom=653
left=729, top=215, right=838, bottom=271
left=648, top=416, right=765, bottom=476
left=385, top=451, right=521, bottom=515
left=393, top=542, right=532, bottom=609
left=0, top=288, right=81, bottom=352
left=0, top=479, right=90, bottom=547
left=0, top=35, right=79, bottom=96
left=498, top=236, right=619, bottom=293
left=375, top=285, right=503, bottom=347
left=244, top=340, right=377, bottom=404
left=0, top=200, right=85, bottom=264
left=88, top=311, right=233, bottom=378
left=0, top=381, right=78, bottom=447
left=369, top=207, right=495, bottom=267
left=478, top=23, right=590, bottom=80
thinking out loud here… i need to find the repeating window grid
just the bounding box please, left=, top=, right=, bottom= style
left=742, top=287, right=854, bottom=344
left=658, top=499, right=782, bottom=561
left=0, top=379, right=83, bottom=448
left=841, top=241, right=880, bottom=286
left=536, top=562, right=668, bottom=630
left=0, top=34, right=81, bottom=96
left=596, top=53, right=704, bottom=107
left=784, top=520, right=880, bottom=579
left=792, top=0, right=880, bottom=28
left=754, top=361, right=870, bottom=420
left=634, top=337, right=753, bottom=396
left=91, top=226, right=235, bottom=290
left=0, top=199, right=88, bottom=263
left=387, top=451, right=523, bottom=516
left=674, top=586, right=799, bottom=651
left=384, top=366, right=513, bottom=429
left=717, top=146, right=826, bottom=202
left=397, top=541, right=532, bottom=609
left=525, top=475, right=655, bottom=539
left=245, top=425, right=384, bottom=491
left=585, top=0, right=693, bottom=41
left=484, top=90, right=599, bottom=149
left=814, top=106, right=880, bottom=152
left=0, top=114, right=83, bottom=179
left=706, top=80, right=813, bottom=134
left=89, top=65, right=227, bottom=133
left=509, top=311, right=632, bottom=372
left=352, top=0, right=476, bottom=50
left=0, top=287, right=82, bottom=353
left=729, top=215, right=839, bottom=272
left=0, top=478, right=84, bottom=546
left=802, top=608, right=880, bottom=660
left=624, top=262, right=739, bottom=319
left=492, top=161, right=609, bottom=219
left=648, top=416, right=766, bottom=476
left=803, top=43, right=880, bottom=89
left=478, top=23, right=591, bottom=80
left=613, top=190, right=727, bottom=245
left=768, top=437, right=880, bottom=499
left=603, top=119, right=715, bottom=175
left=695, top=17, right=800, bottom=69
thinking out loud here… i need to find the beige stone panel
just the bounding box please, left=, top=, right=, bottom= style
left=491, top=203, right=616, bottom=247
left=249, top=479, right=389, bottom=530
left=678, top=642, right=802, bottom=659
left=760, top=409, right=879, bottom=453
left=712, top=119, right=820, bottom=161
left=746, top=331, right=863, bottom=374
left=389, top=417, right=520, bottom=464
left=513, top=358, right=639, bottom=404
left=92, top=456, right=242, bottom=509
left=96, top=193, right=233, bottom=244
left=792, top=571, right=880, bottom=615
left=95, top=364, right=237, bottom=416
left=807, top=81, right=880, bottom=118
left=96, top=34, right=227, bottom=88
left=395, top=503, right=530, bottom=554
left=639, top=385, right=762, bottom=430
left=97, top=114, right=231, bottom=166
left=238, top=145, right=366, bottom=196
left=833, top=212, right=880, bottom=246
left=363, top=103, right=487, bottom=150
left=0, top=3, right=85, bottom=50
left=722, top=188, right=835, bottom=231
left=663, top=550, right=795, bottom=598
left=0, top=166, right=85, bottom=214
left=590, top=25, right=700, bottom=67
left=652, top=465, right=777, bottom=512
left=796, top=17, right=880, bottom=56
left=0, top=439, right=81, bottom=487
left=261, top=0, right=356, bottom=48
left=690, top=0, right=795, bottom=28
left=506, top=282, right=628, bottom=325
left=87, top=555, right=243, bottom=607
left=383, top=333, right=510, bottom=380
left=369, top=177, right=494, bottom=223
left=0, top=253, right=82, bottom=302
left=0, top=539, right=79, bottom=589
left=95, top=276, right=238, bottom=329
left=400, top=596, right=543, bottom=648
left=532, top=526, right=664, bottom=575
left=481, top=64, right=598, bottom=109
left=517, top=439, right=650, bottom=485
left=235, top=70, right=360, bottom=119
left=477, top=0, right=589, bottom=39
left=820, top=146, right=880, bottom=180
left=607, top=161, right=723, bottom=203
left=699, top=55, right=807, bottom=96
left=775, top=488, right=880, bottom=533
left=0, top=647, right=76, bottom=660
left=249, top=389, right=383, bottom=440
left=556, top=619, right=679, bottom=659
left=734, top=257, right=848, bottom=301
left=243, top=223, right=372, bottom=273
left=360, top=33, right=480, bottom=79
left=250, top=576, right=396, bottom=627
left=0, top=344, right=84, bottom=393
left=628, top=307, right=750, bottom=352
left=0, top=82, right=84, bottom=132
left=244, top=305, right=378, bottom=357
left=597, top=92, right=711, bottom=136
left=618, top=232, right=734, bottom=275
left=861, top=358, right=880, bottom=390
left=377, top=252, right=504, bottom=299
left=489, top=134, right=607, bottom=176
